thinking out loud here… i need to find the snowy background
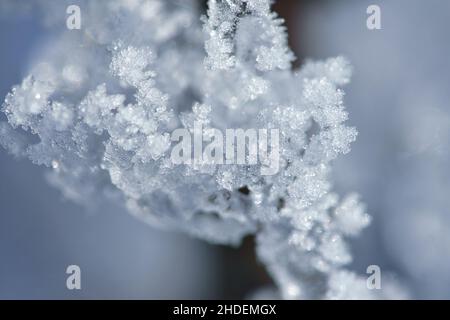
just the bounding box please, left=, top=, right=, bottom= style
left=1, top=0, right=450, bottom=299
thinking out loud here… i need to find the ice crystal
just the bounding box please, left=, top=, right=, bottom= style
left=0, top=0, right=397, bottom=299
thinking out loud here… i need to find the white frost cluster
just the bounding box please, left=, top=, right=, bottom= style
left=0, top=0, right=393, bottom=299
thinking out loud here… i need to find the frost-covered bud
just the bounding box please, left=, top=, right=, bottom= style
left=79, top=84, right=125, bottom=134
left=3, top=76, right=54, bottom=128
left=334, top=193, right=371, bottom=237
left=110, top=46, right=156, bottom=87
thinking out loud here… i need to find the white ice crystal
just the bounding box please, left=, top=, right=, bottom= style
left=0, top=0, right=397, bottom=299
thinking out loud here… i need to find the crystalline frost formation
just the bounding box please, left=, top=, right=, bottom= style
left=0, top=0, right=393, bottom=299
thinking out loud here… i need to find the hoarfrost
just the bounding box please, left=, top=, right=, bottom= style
left=0, top=0, right=404, bottom=299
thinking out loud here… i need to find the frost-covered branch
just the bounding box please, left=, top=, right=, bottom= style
left=0, top=0, right=403, bottom=299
